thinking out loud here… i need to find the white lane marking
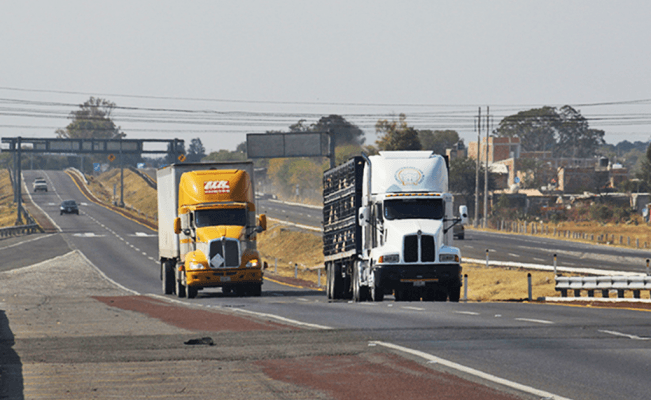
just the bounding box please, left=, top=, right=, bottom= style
left=599, top=330, right=650, bottom=341
left=515, top=318, right=554, bottom=325
left=0, top=234, right=56, bottom=250
left=297, top=298, right=309, bottom=302
left=133, top=232, right=157, bottom=237
left=533, top=257, right=546, bottom=262
left=228, top=307, right=332, bottom=330
left=455, top=311, right=479, bottom=316
left=402, top=306, right=425, bottom=311
left=371, top=341, right=573, bottom=400
left=73, top=233, right=105, bottom=238
left=508, top=253, right=520, bottom=258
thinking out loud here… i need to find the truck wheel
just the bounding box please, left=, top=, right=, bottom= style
left=434, top=289, right=448, bottom=302
left=332, top=263, right=344, bottom=299
left=352, top=264, right=368, bottom=302
left=187, top=286, right=198, bottom=299
left=250, top=283, right=262, bottom=297
left=175, top=274, right=186, bottom=298
left=326, top=264, right=333, bottom=299
left=161, top=261, right=174, bottom=295
left=371, top=270, right=384, bottom=302
left=448, top=285, right=461, bottom=302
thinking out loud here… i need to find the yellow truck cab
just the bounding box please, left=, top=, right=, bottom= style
left=158, top=163, right=266, bottom=298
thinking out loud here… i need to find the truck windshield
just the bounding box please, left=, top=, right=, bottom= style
left=384, top=198, right=444, bottom=220
left=195, top=208, right=247, bottom=227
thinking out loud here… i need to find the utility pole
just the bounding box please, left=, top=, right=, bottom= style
left=483, top=106, right=490, bottom=228
left=474, top=108, right=481, bottom=228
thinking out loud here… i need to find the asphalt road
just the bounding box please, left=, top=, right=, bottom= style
left=5, top=169, right=651, bottom=400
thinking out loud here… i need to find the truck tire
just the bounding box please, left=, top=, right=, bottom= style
left=250, top=283, right=262, bottom=297
left=326, top=265, right=334, bottom=299
left=448, top=284, right=461, bottom=302
left=371, top=270, right=384, bottom=302
left=187, top=286, right=198, bottom=298
left=161, top=261, right=174, bottom=295
left=352, top=263, right=368, bottom=302
left=175, top=273, right=186, bottom=298
left=331, top=263, right=344, bottom=299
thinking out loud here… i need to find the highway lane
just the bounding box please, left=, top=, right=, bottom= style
left=16, top=170, right=651, bottom=400
left=258, top=198, right=323, bottom=229
left=457, top=229, right=651, bottom=273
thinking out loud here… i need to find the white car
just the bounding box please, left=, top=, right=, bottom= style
left=33, top=178, right=48, bottom=193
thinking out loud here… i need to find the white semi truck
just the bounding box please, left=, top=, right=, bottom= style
left=323, top=151, right=468, bottom=302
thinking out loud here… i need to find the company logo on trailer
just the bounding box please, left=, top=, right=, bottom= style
left=395, top=167, right=423, bottom=186
left=204, top=180, right=230, bottom=194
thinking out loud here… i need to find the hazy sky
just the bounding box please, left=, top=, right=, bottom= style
left=2, top=0, right=651, bottom=154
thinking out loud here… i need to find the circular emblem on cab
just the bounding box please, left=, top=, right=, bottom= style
left=395, top=167, right=424, bottom=186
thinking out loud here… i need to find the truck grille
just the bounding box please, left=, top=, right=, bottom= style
left=208, top=238, right=240, bottom=268
left=404, top=234, right=435, bottom=263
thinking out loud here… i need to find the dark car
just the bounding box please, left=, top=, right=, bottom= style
left=60, top=200, right=79, bottom=215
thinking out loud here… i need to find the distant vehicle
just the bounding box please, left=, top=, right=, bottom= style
left=453, top=223, right=465, bottom=240
left=33, top=178, right=48, bottom=193
left=256, top=193, right=277, bottom=200
left=60, top=200, right=79, bottom=215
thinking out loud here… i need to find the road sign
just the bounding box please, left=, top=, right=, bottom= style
left=93, top=163, right=101, bottom=172
left=108, top=154, right=116, bottom=162
left=178, top=154, right=186, bottom=162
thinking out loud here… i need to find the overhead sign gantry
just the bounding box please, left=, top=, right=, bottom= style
left=2, top=137, right=184, bottom=224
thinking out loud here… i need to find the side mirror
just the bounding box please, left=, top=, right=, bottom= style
left=263, top=261, right=269, bottom=270
left=459, top=205, right=469, bottom=225
left=358, top=206, right=369, bottom=226
left=257, top=214, right=267, bottom=232
left=173, top=217, right=182, bottom=234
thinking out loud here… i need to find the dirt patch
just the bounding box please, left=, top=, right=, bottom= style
left=93, top=295, right=293, bottom=331
left=258, top=353, right=524, bottom=400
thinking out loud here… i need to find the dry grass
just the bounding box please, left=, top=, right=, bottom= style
left=86, top=169, right=159, bottom=218
left=3, top=167, right=651, bottom=301
left=0, top=170, right=18, bottom=227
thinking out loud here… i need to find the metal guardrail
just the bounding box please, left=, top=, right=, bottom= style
left=556, top=276, right=651, bottom=299
left=0, top=224, right=40, bottom=238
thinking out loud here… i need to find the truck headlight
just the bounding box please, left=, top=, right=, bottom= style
left=378, top=254, right=399, bottom=264
left=439, top=254, right=460, bottom=263
left=246, top=259, right=260, bottom=268
left=188, top=262, right=206, bottom=270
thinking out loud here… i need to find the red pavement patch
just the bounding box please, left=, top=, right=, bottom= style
left=93, top=295, right=292, bottom=332
left=258, top=353, right=524, bottom=400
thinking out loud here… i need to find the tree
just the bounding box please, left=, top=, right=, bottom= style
left=493, top=106, right=559, bottom=153
left=555, top=106, right=605, bottom=158
left=313, top=115, right=365, bottom=146
left=375, top=114, right=422, bottom=151
left=203, top=149, right=247, bottom=162
left=186, top=138, right=206, bottom=162
left=56, top=97, right=122, bottom=140
left=448, top=157, right=492, bottom=212
left=635, top=143, right=651, bottom=192
left=418, top=129, right=460, bottom=155
left=493, top=106, right=605, bottom=158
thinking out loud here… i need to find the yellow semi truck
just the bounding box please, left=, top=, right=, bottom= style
left=157, top=162, right=267, bottom=298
